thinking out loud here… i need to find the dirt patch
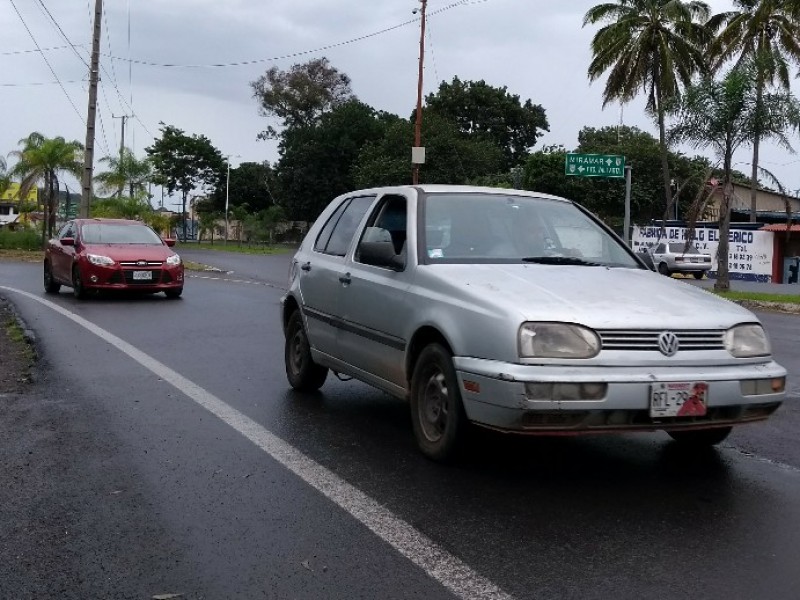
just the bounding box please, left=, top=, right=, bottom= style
left=0, top=298, right=36, bottom=393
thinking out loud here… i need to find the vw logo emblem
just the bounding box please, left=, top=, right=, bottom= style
left=658, top=331, right=680, bottom=357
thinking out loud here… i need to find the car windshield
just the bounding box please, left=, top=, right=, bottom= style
left=668, top=243, right=702, bottom=254
left=81, top=223, right=163, bottom=245
left=421, top=192, right=639, bottom=268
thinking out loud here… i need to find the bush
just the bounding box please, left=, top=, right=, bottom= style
left=0, top=228, right=41, bottom=250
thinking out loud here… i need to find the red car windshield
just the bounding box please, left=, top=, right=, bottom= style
left=81, top=223, right=163, bottom=245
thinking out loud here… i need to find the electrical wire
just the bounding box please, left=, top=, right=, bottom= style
left=0, top=43, right=83, bottom=56
left=7, top=0, right=86, bottom=124
left=32, top=0, right=90, bottom=68
left=0, top=79, right=83, bottom=87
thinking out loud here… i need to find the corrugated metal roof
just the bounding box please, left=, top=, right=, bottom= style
left=760, top=223, right=800, bottom=232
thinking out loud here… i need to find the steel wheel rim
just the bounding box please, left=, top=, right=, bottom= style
left=289, top=327, right=307, bottom=375
left=419, top=368, right=449, bottom=443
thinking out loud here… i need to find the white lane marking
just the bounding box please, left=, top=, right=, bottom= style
left=188, top=274, right=286, bottom=291
left=0, top=286, right=513, bottom=600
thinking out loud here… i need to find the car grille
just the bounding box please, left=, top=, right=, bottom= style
left=119, top=261, right=163, bottom=267
left=596, top=329, right=725, bottom=351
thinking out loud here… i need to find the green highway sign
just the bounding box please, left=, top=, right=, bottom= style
left=565, top=153, right=626, bottom=178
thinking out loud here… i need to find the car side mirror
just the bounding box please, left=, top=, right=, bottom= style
left=163, top=238, right=176, bottom=247
left=359, top=241, right=405, bottom=271
left=61, top=237, right=75, bottom=246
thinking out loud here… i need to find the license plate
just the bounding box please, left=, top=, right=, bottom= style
left=650, top=382, right=708, bottom=418
left=132, top=270, right=152, bottom=280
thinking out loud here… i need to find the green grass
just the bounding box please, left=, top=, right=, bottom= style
left=714, top=290, right=800, bottom=305
left=181, top=241, right=293, bottom=255
left=0, top=229, right=41, bottom=251
left=3, top=314, right=35, bottom=363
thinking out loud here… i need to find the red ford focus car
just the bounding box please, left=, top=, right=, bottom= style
left=44, top=218, right=184, bottom=299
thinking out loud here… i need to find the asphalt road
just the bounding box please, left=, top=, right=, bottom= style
left=1, top=253, right=800, bottom=600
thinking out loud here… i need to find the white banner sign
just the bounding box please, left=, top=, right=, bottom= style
left=632, top=225, right=774, bottom=283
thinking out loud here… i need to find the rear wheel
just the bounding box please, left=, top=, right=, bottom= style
left=693, top=271, right=704, bottom=280
left=657, top=262, right=671, bottom=276
left=285, top=311, right=328, bottom=391
left=43, top=261, right=61, bottom=294
left=165, top=287, right=183, bottom=299
left=72, top=266, right=87, bottom=300
left=410, top=343, right=468, bottom=462
left=667, top=426, right=732, bottom=447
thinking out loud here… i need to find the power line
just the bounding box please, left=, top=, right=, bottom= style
left=0, top=79, right=83, bottom=87
left=0, top=43, right=84, bottom=56
left=92, top=0, right=486, bottom=69
left=7, top=0, right=86, bottom=124
left=32, top=0, right=90, bottom=68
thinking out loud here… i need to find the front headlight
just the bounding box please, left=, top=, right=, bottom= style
left=519, top=322, right=600, bottom=359
left=87, top=253, right=114, bottom=266
left=166, top=254, right=181, bottom=266
left=724, top=324, right=770, bottom=358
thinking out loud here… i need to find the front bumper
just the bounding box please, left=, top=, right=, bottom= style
left=82, top=264, right=184, bottom=291
left=454, top=357, right=787, bottom=433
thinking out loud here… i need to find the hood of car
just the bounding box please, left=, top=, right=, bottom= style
left=81, top=243, right=174, bottom=262
left=426, top=263, right=755, bottom=330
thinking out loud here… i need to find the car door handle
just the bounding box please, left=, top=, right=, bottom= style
left=300, top=262, right=311, bottom=272
left=339, top=273, right=351, bottom=285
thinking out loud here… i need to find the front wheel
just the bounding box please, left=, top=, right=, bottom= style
left=410, top=343, right=468, bottom=462
left=667, top=426, right=732, bottom=447
left=693, top=272, right=704, bottom=280
left=658, top=262, right=671, bottom=276
left=165, top=287, right=183, bottom=299
left=72, top=266, right=87, bottom=300
left=44, top=261, right=61, bottom=294
left=285, top=311, right=328, bottom=391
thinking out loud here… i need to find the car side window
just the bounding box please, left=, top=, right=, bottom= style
left=314, top=200, right=349, bottom=253
left=356, top=195, right=408, bottom=261
left=319, top=196, right=375, bottom=257
left=59, top=222, right=75, bottom=239
left=654, top=243, right=665, bottom=253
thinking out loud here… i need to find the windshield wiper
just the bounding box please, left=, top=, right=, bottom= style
left=521, top=256, right=602, bottom=266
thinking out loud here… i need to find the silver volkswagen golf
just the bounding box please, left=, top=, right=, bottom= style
left=281, top=185, right=786, bottom=461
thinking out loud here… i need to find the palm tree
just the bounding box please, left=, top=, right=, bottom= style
left=0, top=157, right=9, bottom=197
left=668, top=65, right=799, bottom=291
left=709, top=0, right=800, bottom=222
left=95, top=147, right=153, bottom=200
left=9, top=132, right=83, bottom=245
left=583, top=0, right=712, bottom=213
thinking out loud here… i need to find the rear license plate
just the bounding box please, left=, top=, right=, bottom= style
left=132, top=270, right=152, bottom=281
left=650, top=382, right=708, bottom=417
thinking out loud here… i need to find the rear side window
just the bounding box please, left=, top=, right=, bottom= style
left=314, top=195, right=374, bottom=257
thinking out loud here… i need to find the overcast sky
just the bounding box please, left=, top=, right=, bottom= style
left=2, top=0, right=799, bottom=207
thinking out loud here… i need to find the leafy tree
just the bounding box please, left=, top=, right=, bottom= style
left=251, top=57, right=355, bottom=138
left=275, top=100, right=395, bottom=220
left=95, top=147, right=153, bottom=199
left=197, top=210, right=223, bottom=243
left=668, top=67, right=799, bottom=291
left=146, top=124, right=225, bottom=240
left=353, top=111, right=502, bottom=190
left=425, top=77, right=549, bottom=170
left=9, top=132, right=83, bottom=244
left=709, top=0, right=800, bottom=221
left=0, top=157, right=9, bottom=197
left=583, top=0, right=712, bottom=212
left=209, top=161, right=276, bottom=214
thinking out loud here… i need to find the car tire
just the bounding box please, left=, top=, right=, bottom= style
left=693, top=272, right=704, bottom=280
left=285, top=310, right=328, bottom=391
left=165, top=287, right=183, bottom=299
left=44, top=261, right=61, bottom=294
left=410, top=343, right=468, bottom=462
left=72, top=265, right=87, bottom=300
left=667, top=426, right=732, bottom=447
left=657, top=262, right=671, bottom=276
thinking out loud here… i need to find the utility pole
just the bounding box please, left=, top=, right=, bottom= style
left=624, top=164, right=632, bottom=247
left=80, top=0, right=103, bottom=218
left=112, top=114, right=130, bottom=197
left=411, top=0, right=427, bottom=185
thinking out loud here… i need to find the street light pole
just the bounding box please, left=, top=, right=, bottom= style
left=225, top=159, right=231, bottom=246
left=412, top=0, right=427, bottom=185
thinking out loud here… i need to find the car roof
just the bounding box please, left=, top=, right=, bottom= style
left=340, top=185, right=572, bottom=204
